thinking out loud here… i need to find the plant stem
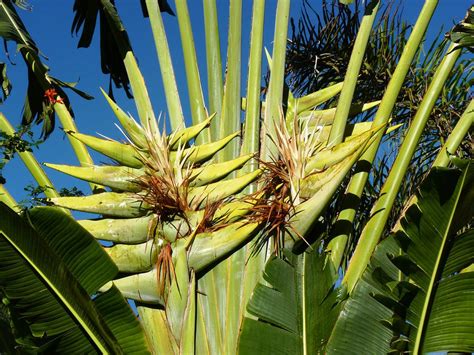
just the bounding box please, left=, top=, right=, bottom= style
left=218, top=0, right=242, bottom=163
left=261, top=0, right=291, bottom=162
left=328, top=0, right=439, bottom=272
left=203, top=0, right=223, bottom=140
left=21, top=50, right=99, bottom=192
left=145, top=0, right=185, bottom=132
left=391, top=98, right=474, bottom=234
left=327, top=1, right=380, bottom=146
left=137, top=306, right=178, bottom=354
left=0, top=113, right=60, bottom=199
left=0, top=184, right=19, bottom=212
left=343, top=42, right=460, bottom=293
left=432, top=98, right=474, bottom=168
left=241, top=0, right=265, bottom=187
left=100, top=0, right=158, bottom=134
left=175, top=0, right=209, bottom=143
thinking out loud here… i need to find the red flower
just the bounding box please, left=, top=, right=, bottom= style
left=44, top=88, right=64, bottom=105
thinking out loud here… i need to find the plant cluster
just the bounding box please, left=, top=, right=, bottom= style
left=0, top=1, right=472, bottom=354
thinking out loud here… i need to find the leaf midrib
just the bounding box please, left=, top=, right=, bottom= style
left=0, top=230, right=111, bottom=353
left=0, top=2, right=29, bottom=45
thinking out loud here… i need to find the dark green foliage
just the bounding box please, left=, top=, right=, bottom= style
left=0, top=0, right=36, bottom=49
left=71, top=0, right=174, bottom=99
left=0, top=1, right=93, bottom=138
left=72, top=0, right=133, bottom=98
left=20, top=50, right=94, bottom=139
left=450, top=6, right=474, bottom=52
left=0, top=203, right=151, bottom=353
left=0, top=128, right=40, bottom=184
left=239, top=246, right=340, bottom=354
left=328, top=161, right=474, bottom=353
left=18, top=184, right=84, bottom=209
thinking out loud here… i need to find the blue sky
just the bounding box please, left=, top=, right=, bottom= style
left=1, top=0, right=471, bottom=205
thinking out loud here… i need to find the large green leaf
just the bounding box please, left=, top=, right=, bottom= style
left=0, top=203, right=150, bottom=353
left=0, top=0, right=36, bottom=48
left=238, top=245, right=339, bottom=354
left=325, top=237, right=401, bottom=354
left=327, top=161, right=474, bottom=353
left=393, top=163, right=474, bottom=353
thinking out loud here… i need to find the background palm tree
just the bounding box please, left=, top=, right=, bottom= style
left=285, top=0, right=473, bottom=267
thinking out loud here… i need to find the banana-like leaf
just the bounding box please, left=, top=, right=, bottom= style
left=71, top=0, right=132, bottom=97
left=238, top=245, right=339, bottom=354
left=325, top=237, right=401, bottom=354
left=0, top=0, right=36, bottom=48
left=327, top=161, right=474, bottom=353
left=0, top=204, right=150, bottom=353
left=0, top=3, right=93, bottom=138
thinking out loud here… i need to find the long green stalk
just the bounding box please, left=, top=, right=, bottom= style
left=323, top=0, right=380, bottom=266
left=205, top=1, right=243, bottom=352
left=432, top=98, right=474, bottom=167
left=219, top=2, right=242, bottom=353
left=241, top=0, right=265, bottom=182
left=329, top=0, right=439, bottom=272
left=6, top=7, right=95, bottom=189
left=145, top=0, right=185, bottom=131
left=218, top=0, right=242, bottom=163
left=391, top=98, right=474, bottom=234
left=137, top=307, right=177, bottom=354
left=261, top=0, right=291, bottom=161
left=100, top=0, right=158, bottom=134
left=175, top=0, right=209, bottom=143
left=239, top=1, right=267, bottom=326
left=327, top=1, right=380, bottom=146
left=0, top=184, right=19, bottom=212
left=203, top=0, right=223, bottom=140
left=22, top=51, right=98, bottom=192
left=0, top=114, right=60, bottom=199
left=343, top=42, right=460, bottom=293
